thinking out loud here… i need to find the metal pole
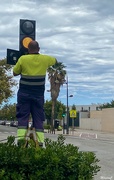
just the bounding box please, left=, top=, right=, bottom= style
left=66, top=75, right=69, bottom=134
left=63, top=117, right=65, bottom=134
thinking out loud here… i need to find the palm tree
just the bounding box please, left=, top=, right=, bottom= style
left=47, top=62, right=66, bottom=133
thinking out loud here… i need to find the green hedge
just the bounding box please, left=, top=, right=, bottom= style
left=43, top=124, right=50, bottom=129
left=0, top=135, right=100, bottom=180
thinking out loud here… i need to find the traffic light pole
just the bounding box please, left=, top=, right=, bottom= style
left=66, top=75, right=69, bottom=134
left=63, top=116, right=65, bottom=134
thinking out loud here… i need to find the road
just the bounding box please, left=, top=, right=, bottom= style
left=0, top=125, right=114, bottom=180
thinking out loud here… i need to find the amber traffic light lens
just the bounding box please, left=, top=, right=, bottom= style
left=22, top=37, right=33, bottom=48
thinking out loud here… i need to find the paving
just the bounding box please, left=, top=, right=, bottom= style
left=45, top=128, right=114, bottom=141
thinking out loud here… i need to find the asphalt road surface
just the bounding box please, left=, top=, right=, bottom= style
left=0, top=125, right=114, bottom=180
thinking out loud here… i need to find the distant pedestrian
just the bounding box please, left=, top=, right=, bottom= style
left=13, top=40, right=57, bottom=146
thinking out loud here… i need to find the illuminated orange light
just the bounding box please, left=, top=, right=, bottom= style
left=22, top=37, right=33, bottom=48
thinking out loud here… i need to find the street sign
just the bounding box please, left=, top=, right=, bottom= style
left=70, top=110, right=77, bottom=118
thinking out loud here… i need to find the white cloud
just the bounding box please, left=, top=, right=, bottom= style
left=1, top=0, right=114, bottom=105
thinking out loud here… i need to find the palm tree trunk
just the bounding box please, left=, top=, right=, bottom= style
left=50, top=100, right=56, bottom=134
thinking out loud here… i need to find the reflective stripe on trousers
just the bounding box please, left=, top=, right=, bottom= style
left=17, top=129, right=44, bottom=143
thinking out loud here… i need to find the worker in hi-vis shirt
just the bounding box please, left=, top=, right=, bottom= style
left=13, top=40, right=56, bottom=147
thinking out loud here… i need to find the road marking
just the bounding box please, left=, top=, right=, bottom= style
left=80, top=132, right=97, bottom=139
left=0, top=132, right=16, bottom=134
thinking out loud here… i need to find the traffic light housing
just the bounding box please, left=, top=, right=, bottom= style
left=7, top=49, right=20, bottom=65
left=62, top=113, right=66, bottom=117
left=19, top=19, right=36, bottom=56
left=6, top=19, right=36, bottom=65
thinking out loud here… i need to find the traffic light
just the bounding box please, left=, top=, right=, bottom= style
left=6, top=19, right=36, bottom=65
left=62, top=113, right=66, bottom=117
left=19, top=19, right=36, bottom=56
left=7, top=49, right=20, bottom=65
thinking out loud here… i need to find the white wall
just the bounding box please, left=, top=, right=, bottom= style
left=80, top=118, right=101, bottom=131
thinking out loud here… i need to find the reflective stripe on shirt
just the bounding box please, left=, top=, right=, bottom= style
left=20, top=75, right=45, bottom=86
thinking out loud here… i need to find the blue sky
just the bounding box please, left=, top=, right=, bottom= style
left=1, top=0, right=114, bottom=106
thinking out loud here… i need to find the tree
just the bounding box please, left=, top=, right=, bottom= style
left=99, top=100, right=114, bottom=109
left=44, top=100, right=52, bottom=124
left=0, top=103, right=16, bottom=120
left=0, top=59, right=16, bottom=105
left=47, top=62, right=66, bottom=133
left=44, top=100, right=66, bottom=125
left=72, top=104, right=76, bottom=110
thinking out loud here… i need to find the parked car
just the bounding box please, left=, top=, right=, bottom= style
left=0, top=120, right=6, bottom=125
left=10, top=121, right=18, bottom=127
left=6, top=121, right=11, bottom=126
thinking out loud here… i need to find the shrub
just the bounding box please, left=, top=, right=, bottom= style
left=57, top=125, right=62, bottom=131
left=0, top=135, right=100, bottom=180
left=43, top=124, right=50, bottom=129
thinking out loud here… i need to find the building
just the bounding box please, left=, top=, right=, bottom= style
left=69, top=104, right=102, bottom=112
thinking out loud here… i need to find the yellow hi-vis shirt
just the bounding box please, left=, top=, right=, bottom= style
left=13, top=54, right=56, bottom=76
left=13, top=54, right=56, bottom=95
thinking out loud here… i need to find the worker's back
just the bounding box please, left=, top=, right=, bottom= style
left=13, top=53, right=56, bottom=95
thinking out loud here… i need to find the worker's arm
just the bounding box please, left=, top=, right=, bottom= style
left=13, top=58, right=21, bottom=76
left=13, top=72, right=20, bottom=76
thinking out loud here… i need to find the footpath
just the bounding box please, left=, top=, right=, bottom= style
left=45, top=128, right=114, bottom=141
